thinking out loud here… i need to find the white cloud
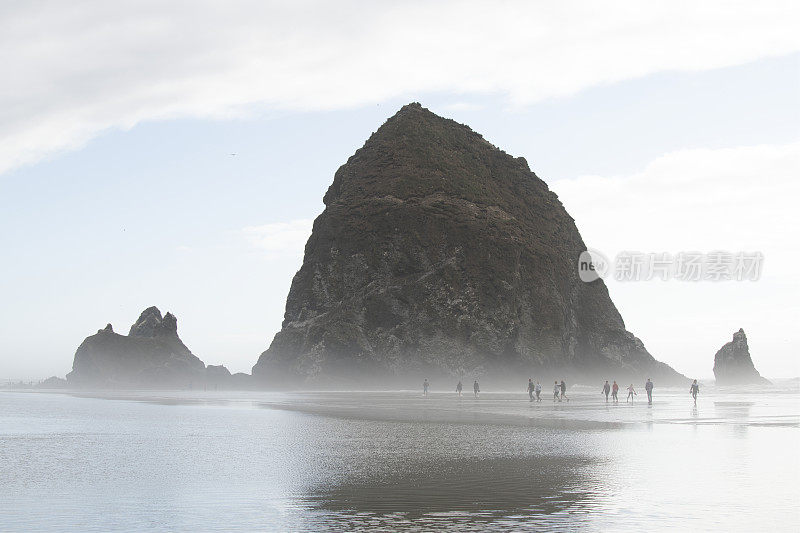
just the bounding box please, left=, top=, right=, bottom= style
left=2, top=0, right=799, bottom=175
left=551, top=142, right=800, bottom=263
left=242, top=219, right=314, bottom=255
left=551, top=142, right=800, bottom=377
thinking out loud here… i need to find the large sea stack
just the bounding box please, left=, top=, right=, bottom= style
left=252, top=103, right=685, bottom=386
left=713, top=328, right=769, bottom=385
left=67, top=306, right=208, bottom=388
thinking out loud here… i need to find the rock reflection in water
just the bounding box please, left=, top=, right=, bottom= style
left=303, top=456, right=599, bottom=530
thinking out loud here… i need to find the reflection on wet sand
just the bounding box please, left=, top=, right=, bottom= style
left=302, top=456, right=600, bottom=530
left=257, top=398, right=627, bottom=430
left=68, top=391, right=237, bottom=408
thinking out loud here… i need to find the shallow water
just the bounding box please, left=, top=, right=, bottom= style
left=1, top=387, right=798, bottom=531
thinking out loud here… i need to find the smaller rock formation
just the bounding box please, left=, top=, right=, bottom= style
left=204, top=364, right=231, bottom=388
left=206, top=364, right=232, bottom=380
left=65, top=307, right=255, bottom=389
left=38, top=376, right=68, bottom=389
left=230, top=372, right=254, bottom=388
left=67, top=307, right=206, bottom=388
left=713, top=329, right=770, bottom=385
left=201, top=366, right=254, bottom=389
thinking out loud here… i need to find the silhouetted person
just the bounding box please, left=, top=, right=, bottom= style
left=645, top=378, right=654, bottom=404
left=602, top=380, right=611, bottom=402
left=553, top=381, right=560, bottom=402
left=423, top=378, right=429, bottom=397
left=456, top=380, right=463, bottom=396
left=473, top=380, right=480, bottom=397
left=612, top=381, right=619, bottom=403
left=560, top=380, right=569, bottom=402
left=527, top=378, right=535, bottom=401
left=626, top=384, right=636, bottom=402
left=535, top=381, right=542, bottom=402
left=690, top=379, right=700, bottom=404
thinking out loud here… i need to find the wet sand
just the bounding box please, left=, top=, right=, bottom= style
left=3, top=387, right=799, bottom=531
left=61, top=384, right=800, bottom=430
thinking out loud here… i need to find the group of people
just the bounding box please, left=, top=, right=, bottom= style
left=424, top=378, right=481, bottom=397
left=454, top=379, right=480, bottom=397
left=600, top=379, right=653, bottom=404
left=422, top=377, right=702, bottom=404
left=525, top=379, right=569, bottom=402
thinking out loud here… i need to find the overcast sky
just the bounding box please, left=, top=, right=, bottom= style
left=1, top=1, right=799, bottom=381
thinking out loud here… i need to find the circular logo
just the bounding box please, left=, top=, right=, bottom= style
left=578, top=248, right=609, bottom=282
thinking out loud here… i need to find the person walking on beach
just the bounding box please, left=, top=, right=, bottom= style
left=626, top=384, right=636, bottom=402
left=473, top=380, right=480, bottom=397
left=553, top=381, right=561, bottom=402
left=528, top=378, right=535, bottom=401
left=423, top=378, right=429, bottom=397
left=645, top=378, right=654, bottom=404
left=535, top=381, right=542, bottom=402
left=690, top=379, right=700, bottom=405
left=456, top=380, right=463, bottom=396
left=612, top=381, right=619, bottom=403
left=602, top=380, right=611, bottom=402
left=560, top=380, right=569, bottom=402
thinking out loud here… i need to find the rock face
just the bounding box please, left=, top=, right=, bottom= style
left=252, top=103, right=685, bottom=386
left=713, top=329, right=769, bottom=385
left=67, top=307, right=207, bottom=388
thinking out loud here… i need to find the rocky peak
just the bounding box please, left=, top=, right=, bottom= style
left=322, top=102, right=528, bottom=209
left=731, top=328, right=747, bottom=351
left=129, top=306, right=177, bottom=337
left=161, top=312, right=178, bottom=333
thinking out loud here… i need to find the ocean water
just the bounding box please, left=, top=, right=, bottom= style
left=1, top=386, right=798, bottom=531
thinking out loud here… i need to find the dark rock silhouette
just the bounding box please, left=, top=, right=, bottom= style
left=38, top=376, right=68, bottom=389
left=206, top=364, right=232, bottom=380
left=231, top=372, right=255, bottom=389
left=713, top=328, right=770, bottom=385
left=67, top=307, right=206, bottom=388
left=252, top=103, right=685, bottom=386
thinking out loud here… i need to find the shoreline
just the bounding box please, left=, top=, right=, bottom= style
left=6, top=387, right=798, bottom=430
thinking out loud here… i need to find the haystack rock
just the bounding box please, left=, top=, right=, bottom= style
left=67, top=306, right=208, bottom=388
left=252, top=103, right=685, bottom=386
left=713, top=328, right=770, bottom=385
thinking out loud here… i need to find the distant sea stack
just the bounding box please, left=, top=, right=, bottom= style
left=252, top=103, right=685, bottom=386
left=713, top=328, right=769, bottom=385
left=67, top=306, right=230, bottom=388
